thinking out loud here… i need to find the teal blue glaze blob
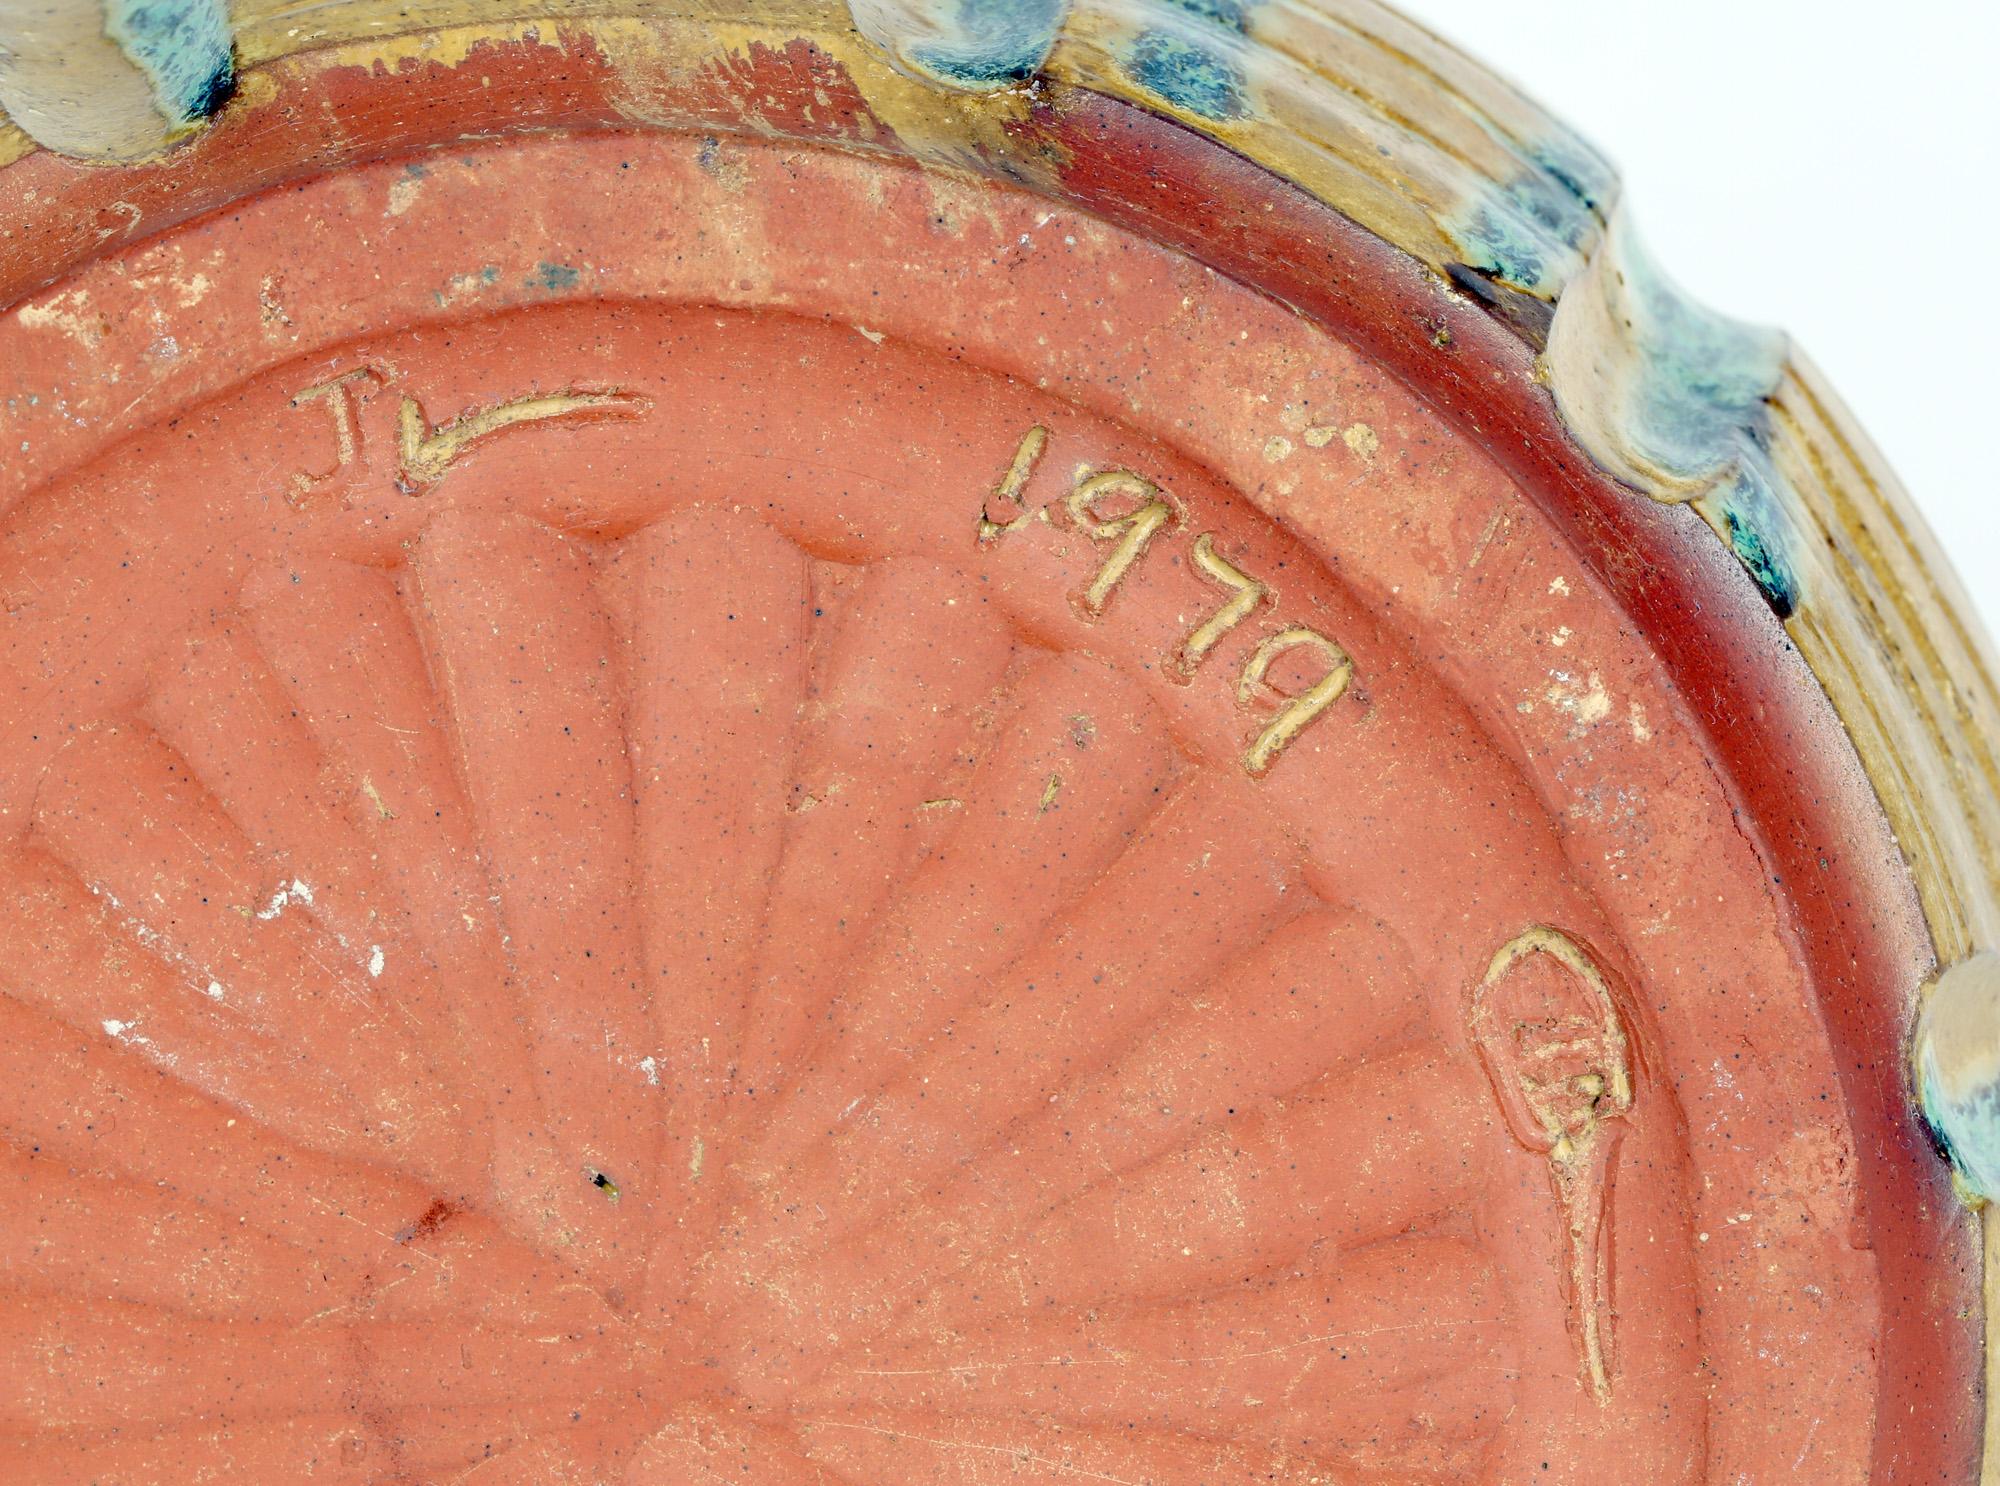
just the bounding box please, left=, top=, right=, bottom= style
left=1702, top=468, right=1799, bottom=619
left=845, top=0, right=1251, bottom=115
left=1541, top=209, right=1801, bottom=618
left=907, top=0, right=1066, bottom=86
left=1607, top=226, right=1799, bottom=617
left=1914, top=954, right=2000, bottom=1205
left=1923, top=1069, right=2000, bottom=1207
left=530, top=262, right=583, bottom=293
left=1155, top=0, right=1249, bottom=20
left=1446, top=128, right=1615, bottom=298
left=847, top=0, right=1067, bottom=91
left=105, top=0, right=235, bottom=124
left=1124, top=0, right=1251, bottom=122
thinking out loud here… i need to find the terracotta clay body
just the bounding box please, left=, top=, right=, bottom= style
left=0, top=12, right=1981, bottom=1486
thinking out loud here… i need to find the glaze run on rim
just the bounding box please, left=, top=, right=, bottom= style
left=0, top=4, right=1989, bottom=1484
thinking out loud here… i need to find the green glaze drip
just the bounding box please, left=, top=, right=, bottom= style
left=1610, top=227, right=1797, bottom=616
left=1545, top=211, right=1800, bottom=617
left=104, top=0, right=234, bottom=125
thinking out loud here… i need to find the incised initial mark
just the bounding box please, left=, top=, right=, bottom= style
left=396, top=389, right=649, bottom=487
left=1470, top=926, right=1635, bottom=1406
left=288, top=363, right=650, bottom=502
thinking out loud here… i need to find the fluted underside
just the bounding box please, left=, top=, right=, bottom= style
left=1, top=491, right=1520, bottom=1481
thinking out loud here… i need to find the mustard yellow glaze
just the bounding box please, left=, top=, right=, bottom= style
left=0, top=120, right=32, bottom=170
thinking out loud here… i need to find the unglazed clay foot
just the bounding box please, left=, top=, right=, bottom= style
left=0, top=5, right=1990, bottom=1484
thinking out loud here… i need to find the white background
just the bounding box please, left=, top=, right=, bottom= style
left=1396, top=1, right=1999, bottom=635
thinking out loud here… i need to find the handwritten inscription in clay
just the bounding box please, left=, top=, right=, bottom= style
left=288, top=364, right=649, bottom=502
left=284, top=393, right=1353, bottom=779
left=980, top=424, right=1355, bottom=776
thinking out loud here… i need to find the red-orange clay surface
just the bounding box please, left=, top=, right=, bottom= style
left=0, top=126, right=1950, bottom=1483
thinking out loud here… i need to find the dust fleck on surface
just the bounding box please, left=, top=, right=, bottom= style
left=1341, top=422, right=1381, bottom=465
left=1543, top=670, right=1613, bottom=733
